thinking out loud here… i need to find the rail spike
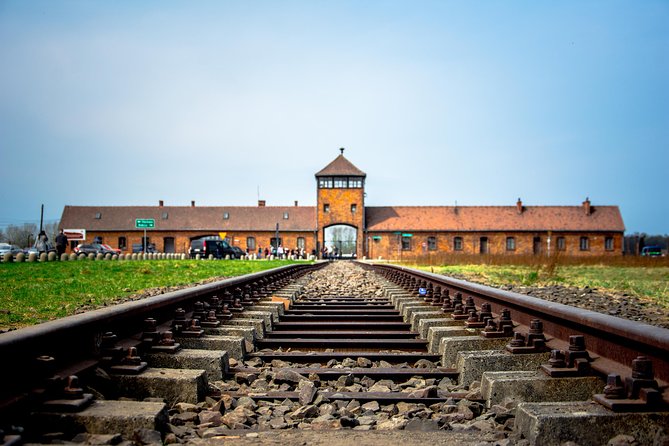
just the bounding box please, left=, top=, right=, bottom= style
left=505, top=319, right=548, bottom=353
left=593, top=356, right=665, bottom=412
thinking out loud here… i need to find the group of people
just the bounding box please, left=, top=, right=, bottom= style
left=254, top=246, right=309, bottom=260
left=34, top=229, right=69, bottom=256
left=321, top=245, right=341, bottom=260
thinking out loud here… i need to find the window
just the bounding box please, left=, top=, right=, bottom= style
left=427, top=236, right=437, bottom=251
left=333, top=177, right=346, bottom=188
left=401, top=236, right=412, bottom=251
left=454, top=236, right=463, bottom=251
left=580, top=237, right=589, bottom=251
left=161, top=212, right=168, bottom=220
left=223, top=212, right=229, bottom=220
left=246, top=237, right=256, bottom=250
left=118, top=237, right=127, bottom=250
left=318, top=177, right=333, bottom=188
left=297, top=237, right=305, bottom=250
left=557, top=237, right=566, bottom=251
left=605, top=237, right=614, bottom=251
left=283, top=212, right=289, bottom=219
left=95, top=212, right=102, bottom=219
left=351, top=204, right=357, bottom=213
left=323, top=204, right=330, bottom=213
left=348, top=178, right=363, bottom=188
left=270, top=237, right=282, bottom=249
left=506, top=237, right=516, bottom=251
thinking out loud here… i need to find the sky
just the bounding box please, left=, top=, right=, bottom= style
left=1, top=1, right=667, bottom=234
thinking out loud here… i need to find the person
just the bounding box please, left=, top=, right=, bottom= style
left=55, top=230, right=68, bottom=256
left=258, top=247, right=262, bottom=259
left=36, top=230, right=48, bottom=254
left=264, top=247, right=269, bottom=258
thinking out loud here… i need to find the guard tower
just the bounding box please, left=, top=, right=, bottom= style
left=315, top=149, right=366, bottom=258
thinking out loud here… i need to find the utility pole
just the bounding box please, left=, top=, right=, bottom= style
left=39, top=204, right=44, bottom=233
left=275, top=223, right=279, bottom=257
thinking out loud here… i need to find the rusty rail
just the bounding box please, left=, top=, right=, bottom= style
left=368, top=263, right=669, bottom=390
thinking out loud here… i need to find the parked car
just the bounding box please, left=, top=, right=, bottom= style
left=0, top=243, right=22, bottom=258
left=189, top=237, right=240, bottom=259
left=641, top=246, right=663, bottom=257
left=231, top=246, right=246, bottom=258
left=132, top=243, right=157, bottom=254
left=24, top=242, right=57, bottom=256
left=101, top=244, right=122, bottom=255
left=74, top=243, right=118, bottom=256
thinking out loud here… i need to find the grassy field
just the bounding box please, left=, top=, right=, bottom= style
left=0, top=260, right=303, bottom=330
left=412, top=263, right=669, bottom=308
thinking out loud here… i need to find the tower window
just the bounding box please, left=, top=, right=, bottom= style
left=334, top=177, right=347, bottom=188
left=324, top=204, right=330, bottom=213
left=351, top=204, right=357, bottom=213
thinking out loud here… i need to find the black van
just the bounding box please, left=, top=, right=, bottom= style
left=189, top=237, right=240, bottom=259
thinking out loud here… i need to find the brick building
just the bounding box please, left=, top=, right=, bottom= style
left=59, top=150, right=625, bottom=258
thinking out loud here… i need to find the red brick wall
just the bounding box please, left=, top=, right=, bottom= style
left=365, top=231, right=623, bottom=259
left=78, top=230, right=316, bottom=255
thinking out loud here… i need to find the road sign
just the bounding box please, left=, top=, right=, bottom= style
left=372, top=236, right=382, bottom=240
left=135, top=219, right=155, bottom=229
left=402, top=233, right=413, bottom=237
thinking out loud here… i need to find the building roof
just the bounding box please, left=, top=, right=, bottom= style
left=61, top=202, right=625, bottom=234
left=315, top=154, right=366, bottom=177
left=365, top=205, right=625, bottom=232
left=60, top=206, right=317, bottom=232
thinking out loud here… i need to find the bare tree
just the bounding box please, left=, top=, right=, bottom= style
left=0, top=228, right=6, bottom=242
left=44, top=221, right=60, bottom=242
left=5, top=223, right=38, bottom=247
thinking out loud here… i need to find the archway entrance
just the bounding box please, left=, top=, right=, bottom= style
left=323, top=224, right=357, bottom=258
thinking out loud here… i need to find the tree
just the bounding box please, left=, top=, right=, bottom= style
left=0, top=228, right=6, bottom=242
left=44, top=221, right=60, bottom=242
left=5, top=223, right=38, bottom=248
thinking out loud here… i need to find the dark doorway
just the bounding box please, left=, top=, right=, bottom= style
left=480, top=237, right=489, bottom=254
left=533, top=236, right=541, bottom=255
left=164, top=237, right=175, bottom=253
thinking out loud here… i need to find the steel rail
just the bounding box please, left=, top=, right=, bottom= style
left=369, top=263, right=669, bottom=388
left=0, top=263, right=321, bottom=364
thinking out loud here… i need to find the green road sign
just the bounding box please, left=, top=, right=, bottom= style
left=135, top=219, right=155, bottom=228
left=402, top=233, right=413, bottom=237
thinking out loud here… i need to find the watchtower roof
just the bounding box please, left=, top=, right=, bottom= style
left=315, top=151, right=366, bottom=177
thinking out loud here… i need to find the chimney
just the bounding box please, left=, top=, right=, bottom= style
left=583, top=197, right=591, bottom=216
left=191, top=200, right=195, bottom=207
left=258, top=200, right=266, bottom=207
left=294, top=200, right=298, bottom=207
left=159, top=200, right=164, bottom=207
left=516, top=198, right=523, bottom=214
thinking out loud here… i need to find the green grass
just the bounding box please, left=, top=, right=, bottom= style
left=413, top=264, right=669, bottom=308
left=0, top=260, right=304, bottom=330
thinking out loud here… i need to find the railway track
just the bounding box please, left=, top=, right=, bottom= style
left=0, top=261, right=667, bottom=445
